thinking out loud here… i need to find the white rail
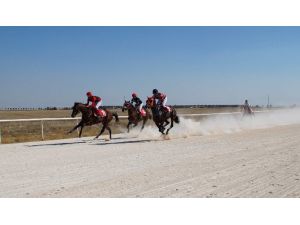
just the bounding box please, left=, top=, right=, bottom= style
left=0, top=116, right=126, bottom=123
left=0, top=111, right=269, bottom=123
left=0, top=111, right=268, bottom=143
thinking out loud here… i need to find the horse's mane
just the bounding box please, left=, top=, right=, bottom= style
left=74, top=102, right=85, bottom=106
left=124, top=100, right=134, bottom=106
left=73, top=102, right=86, bottom=109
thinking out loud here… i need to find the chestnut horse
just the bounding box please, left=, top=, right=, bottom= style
left=146, top=97, right=179, bottom=135
left=68, top=102, right=119, bottom=140
left=122, top=100, right=152, bottom=133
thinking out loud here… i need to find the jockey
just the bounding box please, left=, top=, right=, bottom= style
left=85, top=92, right=103, bottom=117
left=131, top=92, right=143, bottom=115
left=152, top=89, right=168, bottom=111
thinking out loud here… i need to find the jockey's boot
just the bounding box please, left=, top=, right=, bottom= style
left=135, top=107, right=141, bottom=119
left=94, top=112, right=102, bottom=121
left=138, top=109, right=143, bottom=119
left=155, top=107, right=160, bottom=117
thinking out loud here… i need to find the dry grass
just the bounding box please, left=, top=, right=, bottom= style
left=0, top=107, right=244, bottom=144
left=0, top=109, right=127, bottom=119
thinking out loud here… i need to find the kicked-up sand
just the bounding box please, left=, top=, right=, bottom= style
left=0, top=116, right=299, bottom=197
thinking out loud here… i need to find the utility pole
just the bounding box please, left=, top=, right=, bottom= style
left=267, top=95, right=270, bottom=108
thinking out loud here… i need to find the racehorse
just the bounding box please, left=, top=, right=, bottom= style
left=122, top=100, right=152, bottom=133
left=68, top=102, right=119, bottom=140
left=146, top=97, right=179, bottom=135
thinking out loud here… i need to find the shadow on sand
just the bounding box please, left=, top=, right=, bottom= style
left=26, top=140, right=88, bottom=147
left=25, top=136, right=151, bottom=148
left=93, top=139, right=156, bottom=146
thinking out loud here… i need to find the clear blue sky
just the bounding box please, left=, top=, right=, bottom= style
left=1, top=27, right=300, bottom=107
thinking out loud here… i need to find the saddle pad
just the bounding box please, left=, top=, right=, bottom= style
left=140, top=108, right=147, bottom=117
left=97, top=109, right=107, bottom=117
left=165, top=106, right=172, bottom=112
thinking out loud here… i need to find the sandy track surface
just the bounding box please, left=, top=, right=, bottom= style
left=0, top=124, right=299, bottom=198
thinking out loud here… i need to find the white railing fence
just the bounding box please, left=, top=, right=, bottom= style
left=0, top=111, right=268, bottom=144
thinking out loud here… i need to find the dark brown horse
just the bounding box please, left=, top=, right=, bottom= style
left=122, top=100, right=152, bottom=133
left=146, top=97, right=179, bottom=135
left=68, top=102, right=119, bottom=140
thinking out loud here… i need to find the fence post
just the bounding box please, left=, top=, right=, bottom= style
left=0, top=128, right=2, bottom=144
left=41, top=120, right=44, bottom=141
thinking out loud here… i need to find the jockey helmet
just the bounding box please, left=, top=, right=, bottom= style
left=132, top=93, right=137, bottom=98
left=86, top=92, right=93, bottom=97
left=152, top=89, right=158, bottom=95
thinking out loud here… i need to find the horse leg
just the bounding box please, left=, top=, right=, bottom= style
left=140, top=118, right=147, bottom=131
left=158, top=123, right=165, bottom=134
left=160, top=121, right=166, bottom=133
left=79, top=126, right=84, bottom=138
left=68, top=121, right=83, bottom=134
left=160, top=126, right=165, bottom=134
left=163, top=120, right=170, bottom=128
left=106, top=126, right=112, bottom=140
left=127, top=121, right=132, bottom=133
left=154, top=120, right=162, bottom=133
left=95, top=125, right=106, bottom=139
left=166, top=118, right=174, bottom=135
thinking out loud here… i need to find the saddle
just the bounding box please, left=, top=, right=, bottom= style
left=95, top=108, right=107, bottom=117
left=155, top=106, right=172, bottom=117
left=163, top=106, right=172, bottom=113
left=140, top=108, right=147, bottom=117
left=159, top=106, right=172, bottom=113
left=135, top=107, right=146, bottom=118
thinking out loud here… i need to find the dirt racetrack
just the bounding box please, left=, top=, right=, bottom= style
left=0, top=110, right=300, bottom=198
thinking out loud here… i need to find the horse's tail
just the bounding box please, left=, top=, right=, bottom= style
left=113, top=112, right=119, bottom=122
left=173, top=109, right=180, bottom=124
left=174, top=115, right=180, bottom=124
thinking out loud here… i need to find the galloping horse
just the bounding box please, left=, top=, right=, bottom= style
left=122, top=100, right=152, bottom=133
left=146, top=97, right=179, bottom=135
left=68, top=102, right=119, bottom=140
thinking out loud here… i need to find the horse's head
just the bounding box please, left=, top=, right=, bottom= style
left=71, top=102, right=81, bottom=118
left=122, top=100, right=132, bottom=112
left=146, top=97, right=155, bottom=108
